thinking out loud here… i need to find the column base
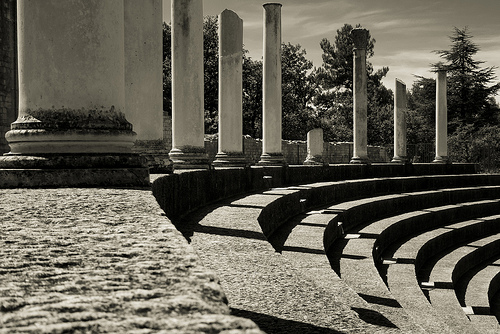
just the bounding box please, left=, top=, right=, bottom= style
left=212, top=152, right=248, bottom=168
left=0, top=154, right=150, bottom=187
left=257, top=153, right=286, bottom=166
left=350, top=156, right=371, bottom=164
left=303, top=155, right=325, bottom=166
left=169, top=148, right=210, bottom=170
left=391, top=156, right=408, bottom=164
left=433, top=156, right=450, bottom=164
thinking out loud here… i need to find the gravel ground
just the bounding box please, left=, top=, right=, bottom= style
left=0, top=186, right=263, bottom=333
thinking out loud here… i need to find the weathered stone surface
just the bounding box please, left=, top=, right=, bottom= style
left=392, top=79, right=407, bottom=164
left=350, top=28, right=369, bottom=164
left=304, top=128, right=325, bottom=165
left=169, top=0, right=209, bottom=169
left=214, top=9, right=246, bottom=168
left=434, top=70, right=449, bottom=163
left=0, top=188, right=264, bottom=333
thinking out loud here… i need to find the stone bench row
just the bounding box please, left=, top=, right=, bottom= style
left=255, top=173, right=500, bottom=240
left=385, top=217, right=500, bottom=334
left=249, top=176, right=500, bottom=333
left=336, top=199, right=500, bottom=333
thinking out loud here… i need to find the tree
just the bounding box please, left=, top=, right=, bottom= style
left=433, top=27, right=500, bottom=130
left=314, top=23, right=392, bottom=145
left=242, top=51, right=262, bottom=138
left=203, top=16, right=219, bottom=134
left=162, top=22, right=172, bottom=115
left=316, top=24, right=376, bottom=91
left=281, top=42, right=318, bottom=140
left=162, top=16, right=219, bottom=133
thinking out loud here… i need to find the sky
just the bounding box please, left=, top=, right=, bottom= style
left=162, top=0, right=500, bottom=99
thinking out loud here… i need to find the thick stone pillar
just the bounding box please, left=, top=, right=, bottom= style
left=434, top=69, right=449, bottom=163
left=124, top=0, right=163, bottom=141
left=350, top=28, right=370, bottom=164
left=303, top=128, right=325, bottom=165
left=169, top=0, right=209, bottom=170
left=0, top=0, right=148, bottom=187
left=213, top=9, right=246, bottom=167
left=258, top=3, right=285, bottom=166
left=392, top=79, right=408, bottom=164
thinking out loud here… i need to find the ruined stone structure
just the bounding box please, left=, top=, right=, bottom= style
left=392, top=79, right=408, bottom=163
left=434, top=69, right=449, bottom=163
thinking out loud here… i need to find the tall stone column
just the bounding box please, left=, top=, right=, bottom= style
left=124, top=0, right=163, bottom=141
left=213, top=9, right=246, bottom=167
left=350, top=28, right=370, bottom=164
left=124, top=0, right=170, bottom=172
left=392, top=79, right=408, bottom=163
left=0, top=0, right=148, bottom=187
left=434, top=69, right=449, bottom=163
left=258, top=3, right=285, bottom=166
left=169, top=0, right=209, bottom=169
left=303, top=128, right=325, bottom=165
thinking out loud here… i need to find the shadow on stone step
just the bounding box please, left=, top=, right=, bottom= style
left=231, top=308, right=345, bottom=334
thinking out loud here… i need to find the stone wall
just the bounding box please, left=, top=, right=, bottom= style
left=0, top=0, right=17, bottom=154
left=203, top=136, right=390, bottom=165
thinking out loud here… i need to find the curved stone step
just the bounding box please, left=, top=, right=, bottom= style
left=336, top=199, right=500, bottom=333
left=185, top=192, right=398, bottom=333
left=465, top=259, right=500, bottom=333
left=384, top=217, right=500, bottom=334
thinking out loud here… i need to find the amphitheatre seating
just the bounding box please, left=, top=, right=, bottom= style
left=154, top=171, right=500, bottom=333
left=256, top=176, right=500, bottom=332
left=386, top=218, right=500, bottom=334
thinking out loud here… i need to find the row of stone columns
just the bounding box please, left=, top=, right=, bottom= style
left=1, top=0, right=450, bottom=186
left=169, top=1, right=286, bottom=169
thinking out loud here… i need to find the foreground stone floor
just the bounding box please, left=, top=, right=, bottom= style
left=0, top=183, right=263, bottom=333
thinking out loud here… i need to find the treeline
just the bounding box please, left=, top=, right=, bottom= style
left=163, top=19, right=500, bottom=169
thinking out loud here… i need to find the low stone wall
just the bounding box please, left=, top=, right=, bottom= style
left=152, top=163, right=479, bottom=220
left=204, top=136, right=390, bottom=165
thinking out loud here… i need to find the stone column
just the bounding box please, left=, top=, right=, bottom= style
left=0, top=0, right=148, bottom=187
left=350, top=28, right=370, bottom=164
left=124, top=0, right=170, bottom=173
left=303, top=128, right=325, bottom=165
left=213, top=9, right=246, bottom=167
left=258, top=3, right=285, bottom=166
left=169, top=0, right=209, bottom=169
left=433, top=69, right=449, bottom=163
left=392, top=79, right=408, bottom=163
left=124, top=0, right=163, bottom=141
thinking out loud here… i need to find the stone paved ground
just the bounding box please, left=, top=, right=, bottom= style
left=0, top=185, right=263, bottom=333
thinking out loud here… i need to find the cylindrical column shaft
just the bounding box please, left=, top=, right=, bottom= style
left=213, top=9, right=246, bottom=167
left=0, top=0, right=149, bottom=187
left=303, top=128, right=325, bottom=165
left=258, top=3, right=285, bottom=166
left=124, top=0, right=163, bottom=141
left=350, top=28, right=369, bottom=164
left=434, top=70, right=448, bottom=163
left=392, top=79, right=407, bottom=163
left=169, top=0, right=208, bottom=169
left=6, top=0, right=135, bottom=155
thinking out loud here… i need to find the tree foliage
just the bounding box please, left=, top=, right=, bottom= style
left=408, top=27, right=500, bottom=167
left=281, top=42, right=318, bottom=140
left=314, top=23, right=392, bottom=145
left=433, top=27, right=500, bottom=131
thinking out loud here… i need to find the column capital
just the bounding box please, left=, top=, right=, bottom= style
left=263, top=3, right=282, bottom=8
left=351, top=28, right=368, bottom=50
